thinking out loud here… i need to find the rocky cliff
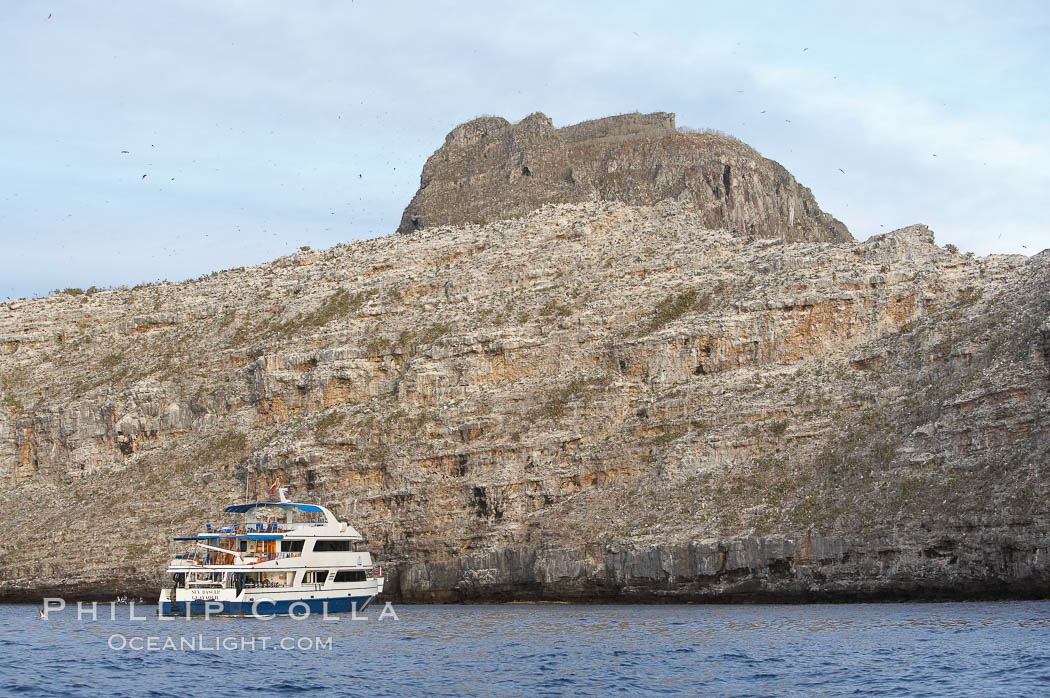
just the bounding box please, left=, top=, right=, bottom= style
left=398, top=112, right=852, bottom=244
left=1, top=126, right=1048, bottom=603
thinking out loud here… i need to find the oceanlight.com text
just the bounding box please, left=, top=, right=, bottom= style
left=108, top=634, right=334, bottom=651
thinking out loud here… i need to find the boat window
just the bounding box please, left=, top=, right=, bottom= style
left=188, top=571, right=224, bottom=587
left=313, top=539, right=351, bottom=552
left=239, top=540, right=248, bottom=552
left=280, top=539, right=304, bottom=553
left=244, top=572, right=292, bottom=588
left=303, top=570, right=330, bottom=584
left=334, top=570, right=366, bottom=582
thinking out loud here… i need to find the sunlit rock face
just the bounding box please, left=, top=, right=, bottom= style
left=1, top=131, right=1048, bottom=603
left=398, top=111, right=851, bottom=244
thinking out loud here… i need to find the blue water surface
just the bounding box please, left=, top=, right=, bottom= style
left=2, top=601, right=1049, bottom=696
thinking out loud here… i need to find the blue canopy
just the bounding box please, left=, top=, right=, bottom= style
left=223, top=502, right=324, bottom=514
left=173, top=534, right=284, bottom=541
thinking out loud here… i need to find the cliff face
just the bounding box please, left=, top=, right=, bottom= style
left=398, top=112, right=852, bottom=244
left=1, top=198, right=1047, bottom=603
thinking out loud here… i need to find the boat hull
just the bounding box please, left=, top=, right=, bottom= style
left=158, top=594, right=377, bottom=617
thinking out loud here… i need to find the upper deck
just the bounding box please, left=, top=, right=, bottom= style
left=168, top=500, right=368, bottom=570
left=181, top=501, right=363, bottom=540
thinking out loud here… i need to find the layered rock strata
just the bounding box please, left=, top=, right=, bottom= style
left=1, top=199, right=1047, bottom=603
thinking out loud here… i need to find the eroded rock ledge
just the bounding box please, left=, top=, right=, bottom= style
left=390, top=529, right=1050, bottom=604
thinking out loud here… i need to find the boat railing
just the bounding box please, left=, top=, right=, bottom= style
left=171, top=551, right=302, bottom=567
left=204, top=523, right=289, bottom=535
left=247, top=551, right=301, bottom=564
left=195, top=521, right=328, bottom=536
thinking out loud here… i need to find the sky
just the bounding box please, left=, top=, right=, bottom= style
left=1, top=1, right=1047, bottom=300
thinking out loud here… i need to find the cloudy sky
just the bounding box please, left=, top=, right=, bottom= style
left=2, top=1, right=1047, bottom=299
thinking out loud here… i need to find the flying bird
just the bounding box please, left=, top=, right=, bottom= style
left=802, top=47, right=809, bottom=51
left=120, top=150, right=129, bottom=154
left=47, top=13, right=51, bottom=20
left=141, top=174, right=147, bottom=179
left=838, top=168, right=845, bottom=174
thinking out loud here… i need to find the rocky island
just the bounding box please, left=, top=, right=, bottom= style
left=1, top=112, right=1048, bottom=602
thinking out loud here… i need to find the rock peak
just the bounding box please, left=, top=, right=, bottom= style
left=399, top=111, right=851, bottom=243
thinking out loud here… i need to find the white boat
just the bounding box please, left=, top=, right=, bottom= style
left=158, top=490, right=383, bottom=616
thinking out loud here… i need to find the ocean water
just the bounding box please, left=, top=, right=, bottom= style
left=2, top=601, right=1050, bottom=696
